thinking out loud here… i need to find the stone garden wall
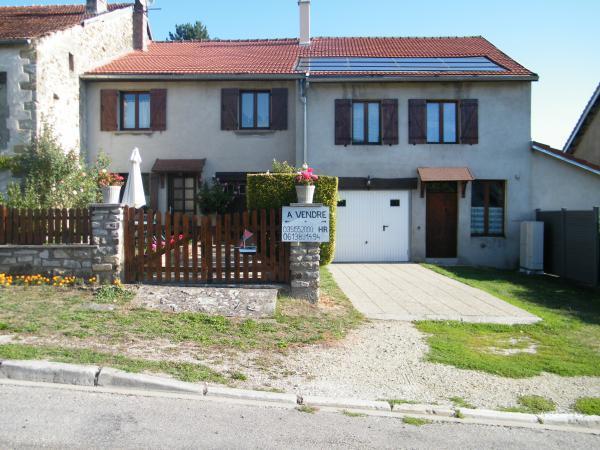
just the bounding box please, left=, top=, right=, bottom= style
left=0, top=204, right=124, bottom=282
left=0, top=245, right=96, bottom=276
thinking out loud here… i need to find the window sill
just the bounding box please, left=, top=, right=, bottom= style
left=114, top=130, right=154, bottom=136
left=471, top=234, right=506, bottom=239
left=233, top=129, right=276, bottom=136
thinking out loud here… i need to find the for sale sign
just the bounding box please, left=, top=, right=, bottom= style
left=282, top=206, right=330, bottom=243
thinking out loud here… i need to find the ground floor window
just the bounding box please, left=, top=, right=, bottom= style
left=169, top=174, right=197, bottom=214
left=471, top=180, right=505, bottom=236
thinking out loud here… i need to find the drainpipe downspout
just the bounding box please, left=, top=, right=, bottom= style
left=300, top=74, right=310, bottom=165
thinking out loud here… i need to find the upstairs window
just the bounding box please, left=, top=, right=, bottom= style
left=471, top=180, right=505, bottom=236
left=352, top=101, right=381, bottom=144
left=426, top=101, right=457, bottom=143
left=121, top=92, right=151, bottom=130
left=240, top=91, right=270, bottom=129
left=409, top=99, right=477, bottom=145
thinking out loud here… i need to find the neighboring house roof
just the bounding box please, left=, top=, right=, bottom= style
left=563, top=83, right=600, bottom=153
left=88, top=36, right=536, bottom=80
left=532, top=141, right=600, bottom=176
left=0, top=3, right=132, bottom=41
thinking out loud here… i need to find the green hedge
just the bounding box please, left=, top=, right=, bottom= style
left=246, top=173, right=338, bottom=265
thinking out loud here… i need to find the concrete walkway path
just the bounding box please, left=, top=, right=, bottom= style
left=328, top=264, right=540, bottom=324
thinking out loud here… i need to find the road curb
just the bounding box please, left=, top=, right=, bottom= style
left=1, top=359, right=599, bottom=430
left=0, top=360, right=99, bottom=386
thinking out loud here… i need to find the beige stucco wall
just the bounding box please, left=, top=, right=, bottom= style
left=35, top=6, right=135, bottom=153
left=571, top=110, right=600, bottom=166
left=302, top=81, right=533, bottom=268
left=531, top=151, right=600, bottom=210
left=85, top=80, right=298, bottom=179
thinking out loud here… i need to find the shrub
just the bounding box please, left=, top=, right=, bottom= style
left=270, top=159, right=297, bottom=174
left=0, top=127, right=109, bottom=209
left=246, top=173, right=338, bottom=264
left=196, top=180, right=235, bottom=215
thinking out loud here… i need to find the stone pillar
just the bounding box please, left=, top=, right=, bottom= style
left=290, top=242, right=320, bottom=303
left=90, top=204, right=125, bottom=283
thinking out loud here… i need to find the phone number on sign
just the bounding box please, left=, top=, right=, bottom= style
left=282, top=232, right=322, bottom=242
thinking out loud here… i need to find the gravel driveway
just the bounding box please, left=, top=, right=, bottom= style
left=238, top=321, right=600, bottom=412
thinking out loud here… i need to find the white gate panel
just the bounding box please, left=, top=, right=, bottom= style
left=335, top=190, right=410, bottom=262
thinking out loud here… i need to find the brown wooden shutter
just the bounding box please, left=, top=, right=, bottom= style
left=270, top=88, right=288, bottom=130
left=150, top=173, right=159, bottom=210
left=335, top=99, right=352, bottom=146
left=221, top=88, right=239, bottom=130
left=100, top=89, right=118, bottom=131
left=150, top=89, right=167, bottom=131
left=408, top=99, right=427, bottom=144
left=381, top=99, right=399, bottom=145
left=460, top=99, right=479, bottom=145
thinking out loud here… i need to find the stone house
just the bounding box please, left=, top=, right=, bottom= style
left=0, top=0, right=150, bottom=189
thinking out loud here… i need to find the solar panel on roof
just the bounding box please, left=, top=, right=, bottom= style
left=295, top=56, right=505, bottom=73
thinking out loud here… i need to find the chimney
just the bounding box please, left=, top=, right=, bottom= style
left=298, top=0, right=311, bottom=46
left=133, top=0, right=149, bottom=52
left=86, top=0, right=108, bottom=14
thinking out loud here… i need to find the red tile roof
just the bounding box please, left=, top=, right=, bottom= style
left=0, top=3, right=132, bottom=40
left=89, top=36, right=536, bottom=78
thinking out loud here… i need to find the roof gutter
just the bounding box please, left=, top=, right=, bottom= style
left=532, top=143, right=600, bottom=177
left=81, top=73, right=304, bottom=81
left=82, top=72, right=538, bottom=83
left=0, top=39, right=32, bottom=46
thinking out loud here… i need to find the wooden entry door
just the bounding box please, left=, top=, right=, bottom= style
left=426, top=182, right=458, bottom=258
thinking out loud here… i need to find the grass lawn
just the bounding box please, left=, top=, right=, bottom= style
left=0, top=267, right=363, bottom=382
left=415, top=265, right=600, bottom=378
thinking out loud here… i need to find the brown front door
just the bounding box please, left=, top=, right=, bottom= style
left=426, top=182, right=458, bottom=258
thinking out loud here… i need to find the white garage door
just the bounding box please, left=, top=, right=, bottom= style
left=335, top=190, right=410, bottom=262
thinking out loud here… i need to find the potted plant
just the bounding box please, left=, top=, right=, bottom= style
left=295, top=165, right=318, bottom=204
left=98, top=170, right=124, bottom=204
left=196, top=180, right=235, bottom=223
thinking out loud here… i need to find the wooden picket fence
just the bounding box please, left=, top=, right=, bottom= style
left=124, top=208, right=289, bottom=284
left=0, top=206, right=92, bottom=245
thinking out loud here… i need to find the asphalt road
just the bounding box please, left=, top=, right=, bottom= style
left=0, top=381, right=598, bottom=449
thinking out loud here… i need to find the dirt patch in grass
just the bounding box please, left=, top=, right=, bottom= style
left=416, top=265, right=600, bottom=378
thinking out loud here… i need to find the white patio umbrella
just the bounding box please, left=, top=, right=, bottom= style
left=121, top=147, right=146, bottom=209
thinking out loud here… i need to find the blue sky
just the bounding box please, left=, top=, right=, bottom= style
left=4, top=0, right=600, bottom=148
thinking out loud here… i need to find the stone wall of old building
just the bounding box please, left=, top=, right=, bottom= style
left=35, top=6, right=135, bottom=153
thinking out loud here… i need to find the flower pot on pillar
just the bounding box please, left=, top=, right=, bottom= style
left=295, top=165, right=319, bottom=204
left=102, top=186, right=122, bottom=204
left=98, top=171, right=125, bottom=205
left=295, top=185, right=315, bottom=204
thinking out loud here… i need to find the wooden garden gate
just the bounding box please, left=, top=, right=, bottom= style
left=124, top=208, right=289, bottom=284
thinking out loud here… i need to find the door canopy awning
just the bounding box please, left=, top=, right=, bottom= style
left=417, top=167, right=475, bottom=182
left=417, top=167, right=475, bottom=198
left=151, top=159, right=206, bottom=174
